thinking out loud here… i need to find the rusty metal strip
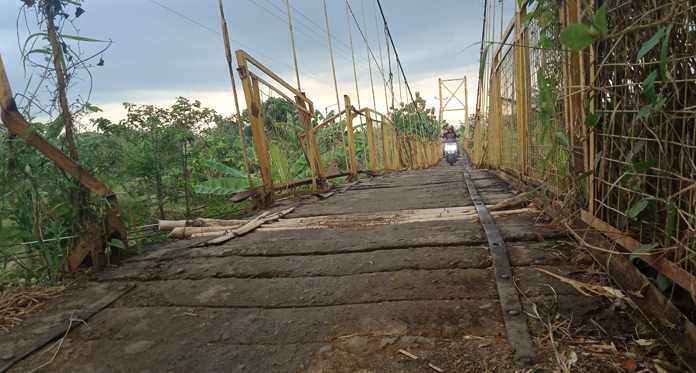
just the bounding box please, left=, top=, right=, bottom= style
left=461, top=169, right=536, bottom=366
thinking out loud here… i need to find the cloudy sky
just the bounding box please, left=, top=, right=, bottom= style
left=0, top=0, right=514, bottom=128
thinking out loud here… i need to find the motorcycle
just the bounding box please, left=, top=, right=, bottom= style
left=443, top=139, right=459, bottom=166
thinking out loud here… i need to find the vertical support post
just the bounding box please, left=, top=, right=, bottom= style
left=587, top=0, right=597, bottom=214
left=381, top=114, right=390, bottom=170
left=344, top=95, right=358, bottom=180
left=405, top=136, right=414, bottom=169
left=365, top=109, right=377, bottom=171
left=438, top=78, right=443, bottom=126
left=296, top=95, right=327, bottom=189
left=493, top=56, right=502, bottom=166
left=236, top=51, right=274, bottom=208
left=515, top=7, right=530, bottom=176
left=218, top=1, right=253, bottom=189
left=464, top=76, right=469, bottom=139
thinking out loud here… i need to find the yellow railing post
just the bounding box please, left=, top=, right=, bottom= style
left=344, top=95, right=358, bottom=180
left=236, top=51, right=274, bottom=208
left=381, top=114, right=390, bottom=170
left=515, top=7, right=530, bottom=176
left=296, top=95, right=327, bottom=189
left=365, top=109, right=377, bottom=171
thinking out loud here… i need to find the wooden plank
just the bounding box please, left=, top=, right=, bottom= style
left=258, top=207, right=538, bottom=231
left=580, top=210, right=696, bottom=297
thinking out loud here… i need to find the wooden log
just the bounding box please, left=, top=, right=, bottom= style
left=168, top=225, right=244, bottom=239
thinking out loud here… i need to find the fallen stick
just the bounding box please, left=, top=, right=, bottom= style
left=198, top=208, right=294, bottom=246
left=398, top=349, right=419, bottom=360
left=428, top=363, right=445, bottom=372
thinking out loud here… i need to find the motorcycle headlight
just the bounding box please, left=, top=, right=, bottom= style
left=445, top=144, right=457, bottom=150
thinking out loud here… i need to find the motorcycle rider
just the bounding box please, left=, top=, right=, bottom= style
left=441, top=125, right=461, bottom=158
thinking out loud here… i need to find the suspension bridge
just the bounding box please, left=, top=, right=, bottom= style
left=0, top=0, right=695, bottom=372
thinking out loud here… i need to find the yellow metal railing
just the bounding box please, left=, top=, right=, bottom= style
left=471, top=0, right=696, bottom=302
left=232, top=50, right=441, bottom=210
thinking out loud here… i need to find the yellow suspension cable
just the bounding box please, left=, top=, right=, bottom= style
left=345, top=0, right=367, bottom=166
left=360, top=0, right=378, bottom=113
left=372, top=0, right=390, bottom=114
left=218, top=0, right=253, bottom=189
left=322, top=0, right=349, bottom=171
left=285, top=0, right=301, bottom=91
left=360, top=0, right=380, bottom=167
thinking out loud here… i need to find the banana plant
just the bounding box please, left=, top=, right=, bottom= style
left=193, top=160, right=261, bottom=195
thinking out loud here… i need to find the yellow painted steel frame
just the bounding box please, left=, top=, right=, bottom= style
left=235, top=50, right=441, bottom=208
left=236, top=50, right=326, bottom=209
left=438, top=77, right=469, bottom=133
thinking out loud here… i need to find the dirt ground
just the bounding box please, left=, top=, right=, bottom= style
left=0, top=153, right=684, bottom=372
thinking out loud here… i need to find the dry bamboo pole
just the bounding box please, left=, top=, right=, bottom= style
left=218, top=0, right=252, bottom=189
left=159, top=218, right=249, bottom=231
left=199, top=208, right=295, bottom=246
left=169, top=226, right=244, bottom=239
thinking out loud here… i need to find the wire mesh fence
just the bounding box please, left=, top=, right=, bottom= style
left=470, top=0, right=696, bottom=283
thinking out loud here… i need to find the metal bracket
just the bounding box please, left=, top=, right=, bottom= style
left=462, top=169, right=536, bottom=366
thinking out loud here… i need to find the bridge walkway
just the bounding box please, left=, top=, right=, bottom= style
left=4, top=154, right=648, bottom=372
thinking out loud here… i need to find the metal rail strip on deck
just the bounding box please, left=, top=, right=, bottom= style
left=461, top=169, right=536, bottom=366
